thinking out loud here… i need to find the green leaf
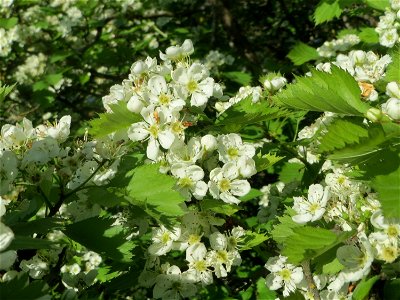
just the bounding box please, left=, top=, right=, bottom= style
left=254, top=152, right=284, bottom=172
left=201, top=198, right=240, bottom=216
left=127, top=164, right=185, bottom=217
left=0, top=17, right=18, bottom=29
left=372, top=168, right=400, bottom=218
left=314, top=0, right=342, bottom=25
left=352, top=275, right=380, bottom=300
left=222, top=71, right=252, bottom=86
left=239, top=188, right=264, bottom=202
left=215, top=97, right=287, bottom=133
left=384, top=48, right=400, bottom=82
left=64, top=217, right=135, bottom=263
left=256, top=277, right=277, bottom=299
left=322, top=258, right=345, bottom=274
left=271, top=214, right=303, bottom=244
left=282, top=227, right=351, bottom=264
left=363, top=0, right=390, bottom=10
left=358, top=27, right=379, bottom=44
left=11, top=218, right=64, bottom=236
left=89, top=102, right=141, bottom=138
left=273, top=65, right=371, bottom=116
left=317, top=117, right=369, bottom=152
left=287, top=42, right=320, bottom=66
left=7, top=236, right=58, bottom=250
left=44, top=73, right=63, bottom=86
left=50, top=52, right=72, bottom=63
left=240, top=231, right=269, bottom=250
left=384, top=279, right=400, bottom=300
left=0, top=83, right=16, bottom=103
left=278, top=162, right=304, bottom=184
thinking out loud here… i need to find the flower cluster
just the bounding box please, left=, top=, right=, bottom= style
left=376, top=0, right=400, bottom=47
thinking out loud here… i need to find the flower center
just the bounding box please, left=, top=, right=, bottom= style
left=187, top=80, right=198, bottom=93
left=188, top=234, right=201, bottom=245
left=309, top=203, right=320, bottom=214
left=279, top=268, right=292, bottom=281
left=227, top=147, right=239, bottom=159
left=178, top=177, right=193, bottom=188
left=387, top=225, right=399, bottom=238
left=171, top=121, right=184, bottom=134
left=159, top=93, right=170, bottom=105
left=148, top=124, right=159, bottom=137
left=194, top=260, right=207, bottom=272
left=219, top=178, right=231, bottom=192
left=216, top=250, right=228, bottom=263
left=161, top=232, right=171, bottom=244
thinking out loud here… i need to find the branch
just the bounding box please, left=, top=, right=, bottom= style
left=301, top=260, right=321, bottom=300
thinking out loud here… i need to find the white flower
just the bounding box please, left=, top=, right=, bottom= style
left=265, top=255, right=304, bottom=297
left=148, top=225, right=181, bottom=256
left=127, top=105, right=175, bottom=160
left=369, top=232, right=399, bottom=263
left=153, top=265, right=197, bottom=300
left=146, top=75, right=185, bottom=111
left=159, top=39, right=194, bottom=61
left=185, top=243, right=213, bottom=285
left=379, top=28, right=399, bottom=48
left=45, top=115, right=71, bottom=142
left=386, top=81, right=400, bottom=99
left=206, top=232, right=242, bottom=278
left=172, top=63, right=214, bottom=107
left=370, top=210, right=400, bottom=241
left=171, top=163, right=208, bottom=200
left=292, top=184, right=330, bottom=224
left=167, top=137, right=203, bottom=165
left=382, top=98, right=400, bottom=120
left=0, top=222, right=14, bottom=252
left=20, top=255, right=49, bottom=279
left=208, top=162, right=251, bottom=204
left=217, top=133, right=256, bottom=163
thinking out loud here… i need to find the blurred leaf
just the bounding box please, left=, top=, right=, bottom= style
left=278, top=162, right=304, bottom=183
left=384, top=279, right=400, bottom=299
left=287, top=42, right=320, bottom=65
left=0, top=17, right=18, bottom=29
left=12, top=218, right=64, bottom=236
left=384, top=47, right=400, bottom=82
left=256, top=277, right=277, bottom=299
left=222, top=71, right=252, bottom=86
left=271, top=214, right=303, bottom=244
left=254, top=152, right=285, bottom=172
left=0, top=83, right=16, bottom=103
left=363, top=0, right=390, bottom=10
left=240, top=231, right=269, bottom=250
left=239, top=188, right=264, bottom=202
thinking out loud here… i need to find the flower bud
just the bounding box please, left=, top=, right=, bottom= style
left=270, top=77, right=287, bottom=90
left=351, top=50, right=366, bottom=65
left=365, top=107, right=383, bottom=122
left=386, top=81, right=400, bottom=99
left=181, top=39, right=194, bottom=55
left=131, top=61, right=147, bottom=75
left=201, top=134, right=217, bottom=152
left=382, top=98, right=400, bottom=120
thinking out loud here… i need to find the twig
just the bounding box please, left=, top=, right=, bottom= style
left=301, top=260, right=321, bottom=300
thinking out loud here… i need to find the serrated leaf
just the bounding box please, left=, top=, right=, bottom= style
left=273, top=66, right=371, bottom=116
left=358, top=27, right=379, bottom=44
left=314, top=0, right=342, bottom=25
left=89, top=102, right=141, bottom=138
left=254, top=152, right=284, bottom=172
left=372, top=168, right=400, bottom=218
left=287, top=42, right=320, bottom=66
left=0, top=83, right=16, bottom=103
left=215, top=97, right=287, bottom=132
left=223, top=71, right=252, bottom=86
left=282, top=227, right=347, bottom=264
left=352, top=275, right=379, bottom=300
left=64, top=217, right=135, bottom=263
left=317, top=117, right=369, bottom=152
left=240, top=231, right=269, bottom=250
left=127, top=164, right=185, bottom=217
left=271, top=214, right=303, bottom=244
left=201, top=198, right=240, bottom=216
left=384, top=48, right=400, bottom=82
